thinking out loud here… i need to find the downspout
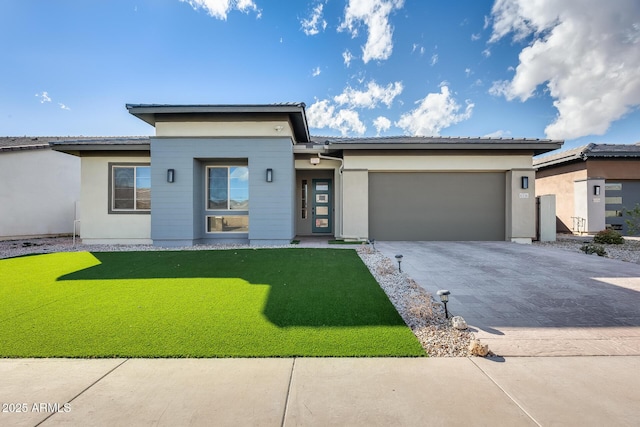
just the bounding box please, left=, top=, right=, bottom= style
left=317, top=153, right=344, bottom=239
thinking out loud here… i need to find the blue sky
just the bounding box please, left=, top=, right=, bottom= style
left=1, top=0, right=639, bottom=151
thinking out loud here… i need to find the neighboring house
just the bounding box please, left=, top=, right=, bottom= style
left=0, top=137, right=81, bottom=239
left=534, top=143, right=640, bottom=235
left=50, top=103, right=562, bottom=246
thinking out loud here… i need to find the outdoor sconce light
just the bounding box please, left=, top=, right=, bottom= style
left=521, top=176, right=529, bottom=189
left=594, top=185, right=601, bottom=196
left=167, top=169, right=175, bottom=183
left=266, top=168, right=273, bottom=183
left=395, top=254, right=403, bottom=272
left=368, top=238, right=376, bottom=252
left=437, top=289, right=451, bottom=319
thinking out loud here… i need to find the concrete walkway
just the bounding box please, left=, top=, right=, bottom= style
left=377, top=241, right=640, bottom=357
left=1, top=357, right=639, bottom=426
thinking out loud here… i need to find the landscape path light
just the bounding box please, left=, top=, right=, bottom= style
left=368, top=238, right=376, bottom=252
left=395, top=254, right=403, bottom=272
left=437, top=289, right=451, bottom=319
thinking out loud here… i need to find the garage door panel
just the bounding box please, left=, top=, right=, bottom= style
left=369, top=172, right=505, bottom=241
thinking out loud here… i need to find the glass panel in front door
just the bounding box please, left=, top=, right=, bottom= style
left=312, top=179, right=332, bottom=233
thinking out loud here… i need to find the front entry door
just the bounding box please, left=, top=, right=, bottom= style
left=312, top=179, right=332, bottom=233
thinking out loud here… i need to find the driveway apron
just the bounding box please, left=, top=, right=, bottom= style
left=377, top=241, right=640, bottom=356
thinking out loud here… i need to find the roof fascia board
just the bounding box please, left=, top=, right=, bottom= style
left=329, top=142, right=562, bottom=154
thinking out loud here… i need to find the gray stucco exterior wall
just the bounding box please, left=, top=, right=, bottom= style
left=150, top=137, right=295, bottom=246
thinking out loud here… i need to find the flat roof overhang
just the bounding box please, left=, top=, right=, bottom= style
left=49, top=138, right=150, bottom=156
left=126, top=103, right=311, bottom=143
left=327, top=141, right=563, bottom=156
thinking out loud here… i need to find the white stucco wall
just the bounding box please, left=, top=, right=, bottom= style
left=0, top=148, right=80, bottom=239
left=80, top=155, right=151, bottom=244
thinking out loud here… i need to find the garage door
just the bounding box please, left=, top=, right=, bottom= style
left=369, top=172, right=505, bottom=241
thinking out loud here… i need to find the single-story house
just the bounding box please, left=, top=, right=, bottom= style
left=50, top=103, right=562, bottom=246
left=534, top=143, right=640, bottom=235
left=0, top=137, right=81, bottom=239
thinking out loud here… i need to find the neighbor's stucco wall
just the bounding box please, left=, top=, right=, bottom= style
left=574, top=178, right=606, bottom=234
left=536, top=163, right=588, bottom=233
left=0, top=149, right=80, bottom=239
left=587, top=159, right=640, bottom=179
left=80, top=155, right=151, bottom=244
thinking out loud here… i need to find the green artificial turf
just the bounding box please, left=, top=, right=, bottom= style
left=0, top=249, right=425, bottom=358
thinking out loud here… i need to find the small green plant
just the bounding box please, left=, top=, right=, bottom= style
left=624, top=203, right=640, bottom=236
left=580, top=243, right=607, bottom=257
left=593, top=229, right=624, bottom=244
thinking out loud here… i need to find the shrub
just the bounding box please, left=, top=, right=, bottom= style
left=580, top=243, right=607, bottom=257
left=624, top=203, right=640, bottom=236
left=593, top=229, right=624, bottom=244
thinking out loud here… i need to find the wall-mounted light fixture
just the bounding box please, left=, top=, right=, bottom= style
left=594, top=185, right=601, bottom=196
left=167, top=169, right=175, bottom=183
left=266, top=168, right=273, bottom=183
left=521, top=176, right=529, bottom=189
left=310, top=158, right=320, bottom=165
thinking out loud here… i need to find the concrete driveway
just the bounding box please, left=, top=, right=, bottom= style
left=377, top=241, right=640, bottom=356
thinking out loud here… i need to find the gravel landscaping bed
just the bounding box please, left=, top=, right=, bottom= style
left=534, top=235, right=640, bottom=264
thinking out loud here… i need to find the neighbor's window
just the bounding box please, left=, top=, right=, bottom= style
left=207, top=166, right=249, bottom=210
left=111, top=165, right=150, bottom=212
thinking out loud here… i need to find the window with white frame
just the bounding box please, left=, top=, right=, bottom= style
left=110, top=164, right=150, bottom=213
left=206, top=166, right=249, bottom=233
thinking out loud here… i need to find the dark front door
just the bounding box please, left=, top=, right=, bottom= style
left=312, top=179, right=332, bottom=233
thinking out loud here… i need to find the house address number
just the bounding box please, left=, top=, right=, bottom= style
left=519, top=193, right=529, bottom=199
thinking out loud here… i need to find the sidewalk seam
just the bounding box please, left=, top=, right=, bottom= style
left=280, top=357, right=296, bottom=427
left=469, top=358, right=542, bottom=427
left=35, top=358, right=130, bottom=426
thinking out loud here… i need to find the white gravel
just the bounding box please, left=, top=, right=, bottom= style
left=534, top=235, right=640, bottom=264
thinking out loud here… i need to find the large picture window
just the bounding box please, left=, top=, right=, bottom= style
left=110, top=164, right=150, bottom=213
left=206, top=166, right=248, bottom=233
left=207, top=166, right=249, bottom=210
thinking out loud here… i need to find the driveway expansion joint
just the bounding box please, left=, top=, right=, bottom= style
left=280, top=357, right=296, bottom=427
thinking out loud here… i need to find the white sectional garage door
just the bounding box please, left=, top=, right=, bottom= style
left=368, top=172, right=505, bottom=241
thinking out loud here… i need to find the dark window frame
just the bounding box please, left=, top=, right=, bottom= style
left=108, top=163, right=151, bottom=215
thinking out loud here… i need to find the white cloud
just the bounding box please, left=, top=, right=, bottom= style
left=338, top=0, right=405, bottom=63
left=396, top=84, right=474, bottom=136
left=471, top=33, right=481, bottom=41
left=483, top=129, right=511, bottom=138
left=343, top=49, right=353, bottom=67
left=430, top=53, right=438, bottom=66
left=307, top=99, right=366, bottom=136
left=301, top=2, right=327, bottom=36
left=35, top=91, right=51, bottom=103
left=333, top=80, right=403, bottom=109
left=373, top=116, right=391, bottom=135
left=482, top=48, right=491, bottom=57
left=59, top=103, right=70, bottom=111
left=312, top=66, right=321, bottom=77
left=488, top=0, right=640, bottom=140
left=179, top=0, right=260, bottom=20
left=465, top=68, right=472, bottom=77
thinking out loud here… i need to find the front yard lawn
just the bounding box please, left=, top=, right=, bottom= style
left=0, top=249, right=425, bottom=357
